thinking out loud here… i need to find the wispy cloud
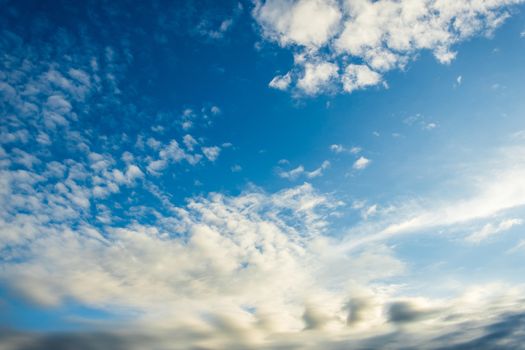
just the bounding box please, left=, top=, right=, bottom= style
left=466, top=218, right=522, bottom=243
left=279, top=160, right=330, bottom=179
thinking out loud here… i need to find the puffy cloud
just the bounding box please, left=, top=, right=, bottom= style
left=254, top=0, right=342, bottom=48
left=202, top=145, right=221, bottom=161
left=342, top=64, right=382, bottom=93
left=5, top=156, right=525, bottom=349
left=296, top=61, right=339, bottom=95
left=353, top=156, right=371, bottom=170
left=1, top=183, right=356, bottom=325
left=147, top=139, right=213, bottom=174
left=254, top=0, right=524, bottom=95
left=183, top=134, right=198, bottom=151
left=330, top=144, right=344, bottom=153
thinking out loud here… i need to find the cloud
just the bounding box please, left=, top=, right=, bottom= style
left=3, top=2, right=525, bottom=349
left=404, top=113, right=438, bottom=130
left=342, top=147, right=525, bottom=251
left=202, top=146, right=221, bottom=161
left=353, top=156, right=371, bottom=170
left=342, top=64, right=382, bottom=93
left=211, top=105, right=221, bottom=115
left=466, top=218, right=523, bottom=243
left=279, top=165, right=305, bottom=179
left=330, top=144, right=361, bottom=154
left=254, top=0, right=342, bottom=48
left=254, top=0, right=524, bottom=95
left=387, top=300, right=438, bottom=324
left=278, top=160, right=330, bottom=180
left=269, top=72, right=292, bottom=90
left=296, top=61, right=339, bottom=95
left=183, top=134, right=198, bottom=151
left=195, top=2, right=243, bottom=40
left=147, top=138, right=217, bottom=174
left=2, top=182, right=376, bottom=336
left=508, top=239, right=525, bottom=254
left=306, top=160, right=330, bottom=178
left=2, top=285, right=525, bottom=349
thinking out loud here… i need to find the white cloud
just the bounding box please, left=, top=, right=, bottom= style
left=254, top=0, right=342, bottom=48
left=424, top=122, right=437, bottom=130
left=279, top=160, right=330, bottom=180
left=279, top=165, right=305, bottom=179
left=210, top=105, right=221, bottom=115
left=353, top=156, right=371, bottom=170
left=269, top=72, right=292, bottom=90
left=330, top=144, right=361, bottom=154
left=296, top=61, right=339, bottom=95
left=202, top=146, right=221, bottom=161
left=342, top=64, right=382, bottom=93
left=466, top=218, right=522, bottom=243
left=306, top=160, right=330, bottom=178
left=350, top=146, right=361, bottom=154
left=183, top=134, right=198, bottom=151
left=146, top=137, right=162, bottom=150
left=254, top=0, right=524, bottom=95
left=342, top=147, right=525, bottom=250
left=182, top=120, right=193, bottom=130
left=330, top=144, right=344, bottom=153
left=362, top=204, right=378, bottom=220
left=196, top=3, right=243, bottom=40
left=147, top=138, right=213, bottom=174
left=159, top=140, right=187, bottom=161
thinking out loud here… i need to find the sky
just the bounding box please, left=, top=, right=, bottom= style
left=1, top=0, right=525, bottom=349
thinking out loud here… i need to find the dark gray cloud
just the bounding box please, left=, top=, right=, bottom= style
left=3, top=311, right=525, bottom=350
left=387, top=301, right=436, bottom=324
left=345, top=297, right=374, bottom=326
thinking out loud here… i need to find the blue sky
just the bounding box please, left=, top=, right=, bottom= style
left=1, top=0, right=525, bottom=349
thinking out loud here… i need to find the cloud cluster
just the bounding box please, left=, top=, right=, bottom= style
left=254, top=0, right=524, bottom=95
